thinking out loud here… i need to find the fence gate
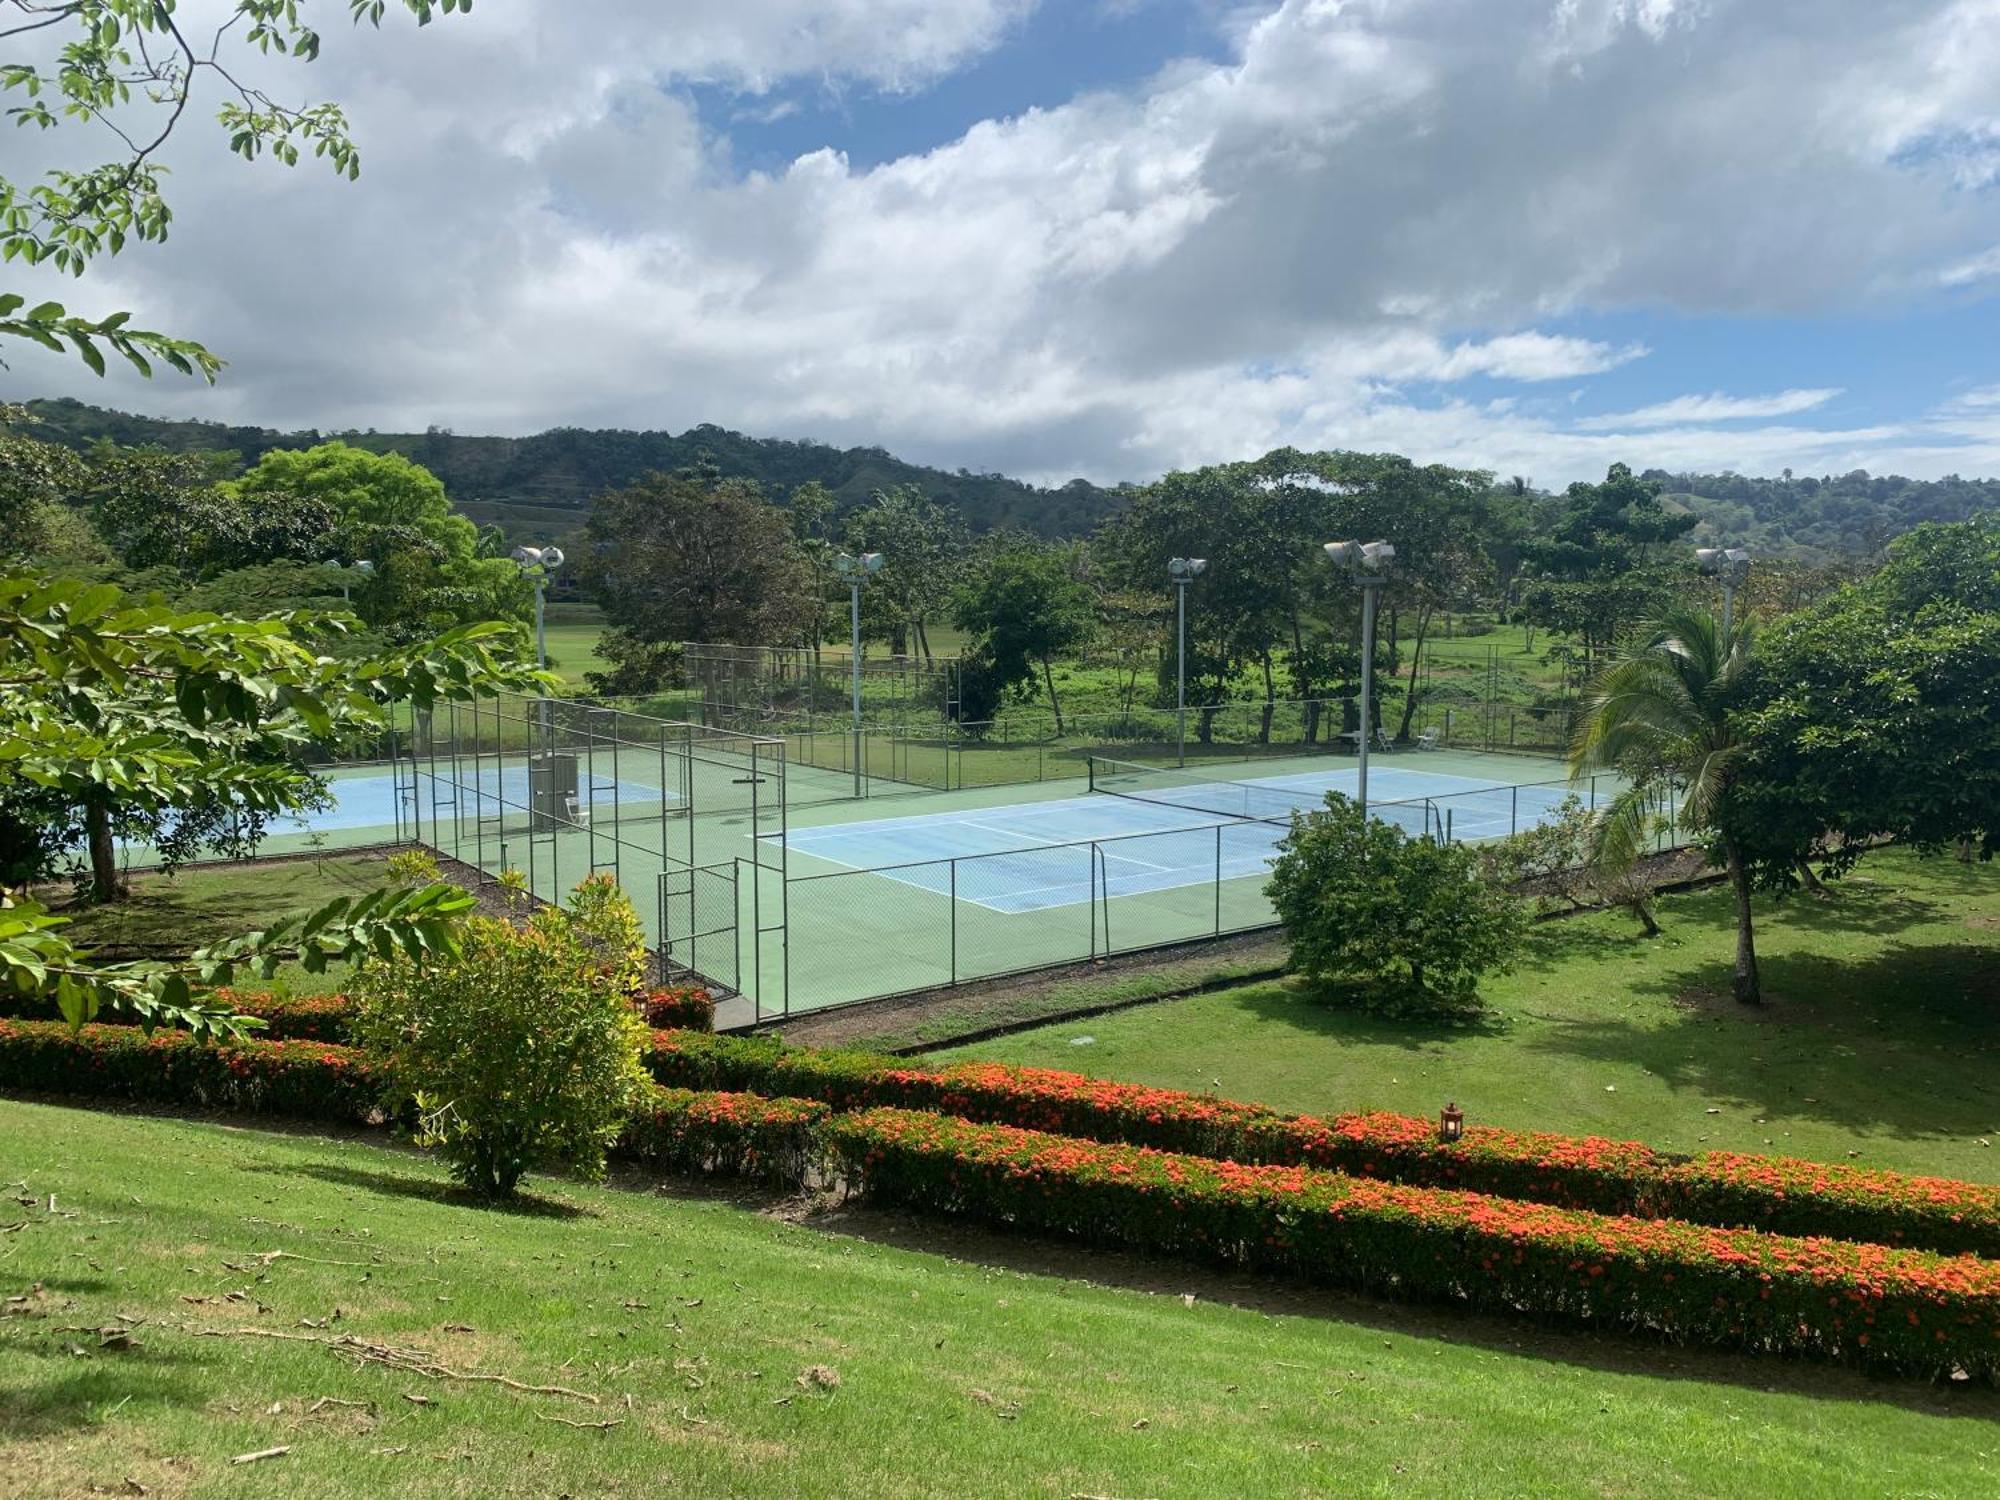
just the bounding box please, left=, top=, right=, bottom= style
left=657, top=862, right=741, bottom=994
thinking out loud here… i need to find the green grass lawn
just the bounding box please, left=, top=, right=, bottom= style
left=939, top=850, right=2000, bottom=1184
left=5, top=1100, right=1996, bottom=1499
left=45, top=854, right=403, bottom=996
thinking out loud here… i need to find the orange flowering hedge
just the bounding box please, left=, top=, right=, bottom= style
left=637, top=987, right=716, bottom=1032
left=648, top=1031, right=2000, bottom=1257
left=828, top=1107, right=2000, bottom=1382
left=619, top=1086, right=828, bottom=1183
left=0, top=1019, right=384, bottom=1123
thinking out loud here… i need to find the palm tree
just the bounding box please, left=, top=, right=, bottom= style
left=1570, top=608, right=1762, bottom=1003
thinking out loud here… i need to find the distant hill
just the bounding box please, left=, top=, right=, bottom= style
left=1642, top=467, right=2000, bottom=558
left=19, top=398, right=1128, bottom=543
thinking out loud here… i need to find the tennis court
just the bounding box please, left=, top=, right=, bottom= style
left=770, top=759, right=1587, bottom=914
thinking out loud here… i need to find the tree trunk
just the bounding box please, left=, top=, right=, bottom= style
left=85, top=795, right=124, bottom=903
left=1722, top=834, right=1761, bottom=1004
left=1041, top=654, right=1064, bottom=733
left=1258, top=653, right=1275, bottom=744
left=1629, top=895, right=1662, bottom=937
left=914, top=617, right=933, bottom=664
left=1396, top=604, right=1434, bottom=741
left=1796, top=857, right=1831, bottom=897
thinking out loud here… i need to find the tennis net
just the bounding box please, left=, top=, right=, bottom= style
left=1086, top=757, right=1322, bottom=826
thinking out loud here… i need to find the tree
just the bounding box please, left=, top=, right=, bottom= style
left=952, top=543, right=1095, bottom=730
left=90, top=449, right=338, bottom=574
left=0, top=407, right=89, bottom=559
left=228, top=442, right=527, bottom=634
left=1728, top=517, right=2000, bottom=886
left=1, top=0, right=470, bottom=379
left=0, top=571, right=542, bottom=904
left=1265, top=792, right=1525, bottom=1014
left=1521, top=463, right=1698, bottom=669
left=843, top=485, right=966, bottom=660
left=1569, top=609, right=1763, bottom=1002
left=584, top=466, right=817, bottom=673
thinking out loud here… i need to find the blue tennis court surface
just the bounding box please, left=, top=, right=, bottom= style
left=773, top=764, right=1582, bottom=913
left=277, top=766, right=670, bottom=834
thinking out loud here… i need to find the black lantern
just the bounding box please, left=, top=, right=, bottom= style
left=1439, top=1102, right=1465, bottom=1142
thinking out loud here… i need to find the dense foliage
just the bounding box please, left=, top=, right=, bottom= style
left=828, top=1108, right=2000, bottom=1381
left=647, top=1030, right=2000, bottom=1257
left=347, top=877, right=656, bottom=1197
left=1265, top=792, right=1526, bottom=1011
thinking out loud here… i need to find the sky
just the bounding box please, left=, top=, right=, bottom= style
left=8, top=0, right=2000, bottom=490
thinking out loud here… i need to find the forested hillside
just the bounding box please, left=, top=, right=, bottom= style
left=1650, top=467, right=2000, bottom=557
left=19, top=398, right=1126, bottom=541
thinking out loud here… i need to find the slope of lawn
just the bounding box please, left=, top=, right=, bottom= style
left=38, top=855, right=399, bottom=997
left=4, top=1100, right=1997, bottom=1499
left=938, top=850, right=2000, bottom=1184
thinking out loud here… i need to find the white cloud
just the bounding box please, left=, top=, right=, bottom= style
left=1574, top=389, right=1842, bottom=430
left=7, top=0, right=2000, bottom=489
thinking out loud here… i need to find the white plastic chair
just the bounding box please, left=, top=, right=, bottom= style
left=1415, top=727, right=1441, bottom=751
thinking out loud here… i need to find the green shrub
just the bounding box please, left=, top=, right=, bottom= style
left=1265, top=792, right=1526, bottom=1013
left=385, top=847, right=442, bottom=887
left=349, top=875, right=654, bottom=1197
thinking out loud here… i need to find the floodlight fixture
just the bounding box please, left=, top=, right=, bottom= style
left=1167, top=556, right=1207, bottom=581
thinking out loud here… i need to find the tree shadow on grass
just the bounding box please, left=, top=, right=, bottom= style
left=810, top=1203, right=2000, bottom=1421
left=0, top=1347, right=206, bottom=1441
left=1523, top=941, right=2000, bottom=1141
left=1226, top=981, right=1512, bottom=1054
left=247, top=1161, right=593, bottom=1220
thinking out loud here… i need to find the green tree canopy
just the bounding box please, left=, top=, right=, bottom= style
left=952, top=542, right=1096, bottom=729
left=1730, top=517, right=2000, bottom=884
left=1, top=0, right=469, bottom=379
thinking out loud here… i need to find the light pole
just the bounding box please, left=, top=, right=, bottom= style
left=1167, top=557, right=1207, bottom=767
left=833, top=552, right=884, bottom=798
left=512, top=545, right=565, bottom=729
left=328, top=557, right=373, bottom=604
left=1695, top=546, right=1751, bottom=635
left=1323, top=540, right=1396, bottom=818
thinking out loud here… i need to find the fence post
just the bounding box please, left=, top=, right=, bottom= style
left=1214, top=823, right=1223, bottom=935
left=950, top=858, right=959, bottom=983
left=1511, top=783, right=1519, bottom=837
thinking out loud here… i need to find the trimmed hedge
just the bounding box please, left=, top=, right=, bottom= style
left=647, top=1031, right=2000, bottom=1257
left=0, top=1019, right=384, bottom=1124
left=0, top=1017, right=811, bottom=1185
left=619, top=1087, right=827, bottom=1184
left=829, top=1108, right=2000, bottom=1382
left=1, top=983, right=718, bottom=1048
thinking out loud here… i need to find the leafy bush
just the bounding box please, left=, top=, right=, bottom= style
left=648, top=1031, right=2000, bottom=1256
left=349, top=876, right=655, bottom=1197
left=638, top=986, right=715, bottom=1032
left=1477, top=794, right=1661, bottom=934
left=829, top=1109, right=2000, bottom=1382
left=385, top=847, right=442, bottom=887
left=1265, top=793, right=1526, bottom=1012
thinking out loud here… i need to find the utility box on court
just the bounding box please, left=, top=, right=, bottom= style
left=528, top=751, right=579, bottom=831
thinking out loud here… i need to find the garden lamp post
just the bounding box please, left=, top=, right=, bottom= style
left=834, top=551, right=885, bottom=798
left=512, top=545, right=565, bottom=730
left=1695, top=546, right=1752, bottom=635
left=328, top=557, right=373, bottom=604
left=1167, top=557, right=1207, bottom=767
left=1322, top=540, right=1396, bottom=818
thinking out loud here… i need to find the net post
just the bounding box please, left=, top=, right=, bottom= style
left=1214, top=822, right=1222, bottom=935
